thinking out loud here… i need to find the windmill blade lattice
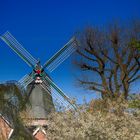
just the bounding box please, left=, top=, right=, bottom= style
left=0, top=30, right=78, bottom=116
left=44, top=75, right=77, bottom=110
left=40, top=82, right=71, bottom=109
left=1, top=31, right=38, bottom=67
left=18, top=74, right=34, bottom=89
left=43, top=37, right=78, bottom=72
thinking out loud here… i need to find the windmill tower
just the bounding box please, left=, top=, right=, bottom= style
left=0, top=31, right=78, bottom=139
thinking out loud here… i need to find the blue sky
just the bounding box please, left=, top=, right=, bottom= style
left=0, top=0, right=140, bottom=104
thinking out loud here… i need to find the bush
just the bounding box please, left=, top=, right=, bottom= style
left=129, top=94, right=140, bottom=109
left=46, top=98, right=140, bottom=140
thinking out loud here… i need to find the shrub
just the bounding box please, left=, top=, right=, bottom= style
left=46, top=98, right=140, bottom=140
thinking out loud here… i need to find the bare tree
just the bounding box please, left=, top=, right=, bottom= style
left=75, top=21, right=140, bottom=99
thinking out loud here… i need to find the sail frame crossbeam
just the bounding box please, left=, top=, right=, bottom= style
left=1, top=31, right=37, bottom=67
left=43, top=37, right=77, bottom=71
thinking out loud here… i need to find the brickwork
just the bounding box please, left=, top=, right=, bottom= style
left=0, top=116, right=13, bottom=140
left=34, top=129, right=48, bottom=140
left=0, top=117, right=49, bottom=140
left=26, top=119, right=49, bottom=140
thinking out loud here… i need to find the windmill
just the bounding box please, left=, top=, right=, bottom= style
left=0, top=31, right=78, bottom=120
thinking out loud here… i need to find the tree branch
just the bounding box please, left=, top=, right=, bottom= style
left=78, top=80, right=103, bottom=87
left=128, top=75, right=140, bottom=83
left=89, top=85, right=104, bottom=93
left=128, top=66, right=139, bottom=81
left=108, top=71, right=114, bottom=94
left=80, top=63, right=100, bottom=73
left=77, top=50, right=98, bottom=62
left=100, top=49, right=118, bottom=64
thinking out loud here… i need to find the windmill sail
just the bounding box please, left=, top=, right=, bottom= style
left=1, top=31, right=38, bottom=67
left=18, top=74, right=34, bottom=89
left=43, top=37, right=78, bottom=72
left=1, top=30, right=78, bottom=116
left=41, top=81, right=71, bottom=109
left=44, top=75, right=77, bottom=110
left=0, top=30, right=79, bottom=140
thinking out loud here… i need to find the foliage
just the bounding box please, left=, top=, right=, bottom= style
left=0, top=83, right=35, bottom=140
left=89, top=96, right=128, bottom=115
left=129, top=38, right=140, bottom=50
left=0, top=83, right=140, bottom=140
left=46, top=98, right=140, bottom=140
left=128, top=94, right=140, bottom=109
